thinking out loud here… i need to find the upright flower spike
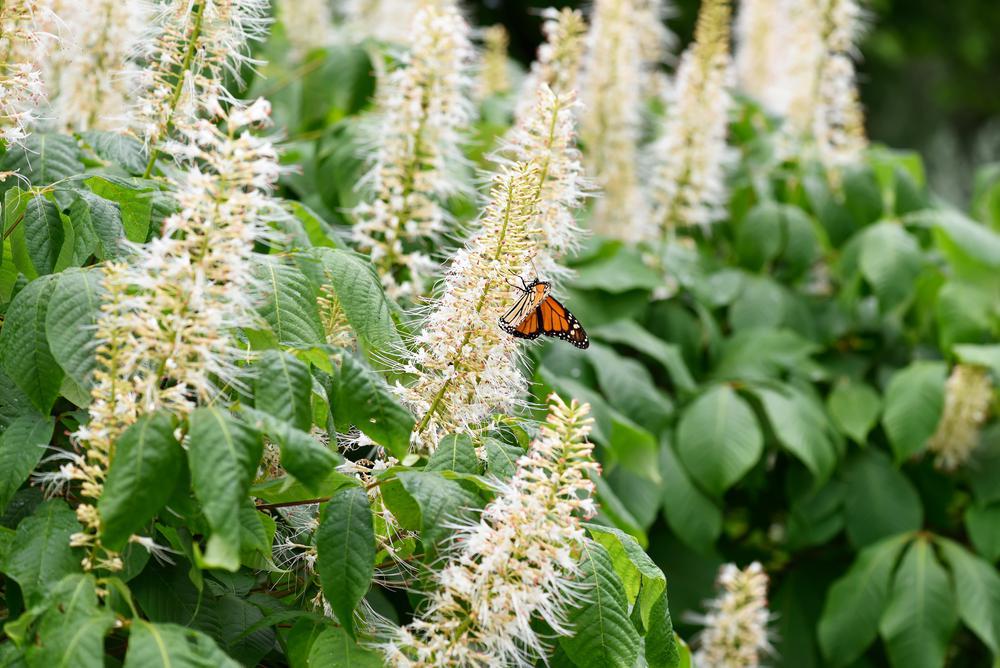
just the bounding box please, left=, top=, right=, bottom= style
left=341, top=0, right=456, bottom=44
left=693, top=562, right=773, bottom=668
left=352, top=4, right=474, bottom=301
left=647, top=0, right=734, bottom=239
left=398, top=162, right=541, bottom=453
left=63, top=100, right=282, bottom=571
left=929, top=364, right=994, bottom=471
left=514, top=7, right=587, bottom=122
left=277, top=0, right=334, bottom=59
left=46, top=0, right=152, bottom=132
left=0, top=0, right=56, bottom=147
left=811, top=0, right=868, bottom=170
left=734, top=0, right=786, bottom=112
left=478, top=24, right=510, bottom=98
left=498, top=84, right=588, bottom=282
left=131, top=0, right=270, bottom=156
left=580, top=0, right=664, bottom=238
left=382, top=395, right=599, bottom=667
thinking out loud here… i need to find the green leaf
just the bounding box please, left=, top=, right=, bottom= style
left=124, top=621, right=242, bottom=668
left=935, top=282, right=995, bottom=350
left=712, top=329, right=819, bottom=382
left=879, top=538, right=958, bottom=668
left=287, top=201, right=340, bottom=249
left=0, top=274, right=62, bottom=413
left=85, top=176, right=153, bottom=243
left=858, top=222, right=924, bottom=310
left=188, top=408, right=263, bottom=571
left=954, top=344, right=1000, bottom=378
left=842, top=449, right=923, bottom=548
left=22, top=195, right=64, bottom=275
left=81, top=131, right=147, bottom=175
left=965, top=502, right=1000, bottom=563
left=586, top=524, right=666, bottom=629
left=98, top=412, right=181, bottom=551
left=0, top=135, right=83, bottom=190
left=255, top=350, right=313, bottom=432
left=3, top=499, right=81, bottom=605
left=67, top=192, right=126, bottom=261
left=396, top=471, right=481, bottom=558
left=818, top=534, right=909, bottom=667
left=676, top=385, right=763, bottom=496
left=303, top=248, right=403, bottom=356
left=588, top=344, right=673, bottom=433
left=882, top=361, right=947, bottom=462
left=425, top=434, right=480, bottom=475
left=25, top=574, right=113, bottom=668
left=827, top=379, right=882, bottom=444
left=316, top=487, right=375, bottom=638
left=0, top=413, right=53, bottom=513
left=559, top=540, right=641, bottom=668
left=45, top=268, right=104, bottom=391
left=299, top=44, right=375, bottom=127
left=590, top=320, right=696, bottom=393
left=253, top=259, right=325, bottom=347
left=730, top=276, right=788, bottom=332
left=250, top=470, right=356, bottom=505
left=306, top=625, right=383, bottom=667
left=754, top=385, right=838, bottom=482
left=735, top=201, right=785, bottom=269
left=937, top=537, right=1000, bottom=657
left=243, top=408, right=338, bottom=494
left=330, top=353, right=414, bottom=459
left=659, top=437, right=721, bottom=553
left=643, top=591, right=680, bottom=668
left=572, top=246, right=662, bottom=293
left=483, top=436, right=522, bottom=480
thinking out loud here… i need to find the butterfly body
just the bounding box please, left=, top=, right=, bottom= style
left=499, top=278, right=589, bottom=349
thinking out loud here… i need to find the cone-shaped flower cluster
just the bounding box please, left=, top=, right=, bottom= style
left=0, top=0, right=55, bottom=146
left=47, top=0, right=152, bottom=132
left=498, top=84, right=588, bottom=282
left=132, top=0, right=269, bottom=148
left=66, top=99, right=281, bottom=571
left=693, top=561, right=772, bottom=668
left=382, top=395, right=599, bottom=666
left=352, top=4, right=474, bottom=301
left=398, top=163, right=541, bottom=453
left=478, top=24, right=511, bottom=98
left=735, top=0, right=792, bottom=114
left=648, top=0, right=733, bottom=238
left=929, top=364, right=994, bottom=471
left=521, top=7, right=588, bottom=103
left=581, top=0, right=666, bottom=237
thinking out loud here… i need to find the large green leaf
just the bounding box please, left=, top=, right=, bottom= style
left=859, top=222, right=923, bottom=310
left=255, top=350, right=313, bottom=432
left=754, top=385, right=838, bottom=483
left=588, top=343, right=673, bottom=433
left=98, top=412, right=181, bottom=550
left=329, top=353, right=413, bottom=459
left=882, top=361, right=947, bottom=462
left=85, top=176, right=153, bottom=243
left=818, top=534, right=909, bottom=666
left=675, top=385, right=763, bottom=496
left=842, top=449, right=923, bottom=548
left=826, top=379, right=882, bottom=444
left=559, top=540, right=641, bottom=668
left=242, top=408, right=338, bottom=493
left=316, top=487, right=375, bottom=638
left=590, top=320, right=696, bottom=393
left=0, top=275, right=62, bottom=412
left=81, top=131, right=147, bottom=175
left=0, top=134, right=83, bottom=191
left=2, top=499, right=81, bottom=605
left=659, top=438, right=722, bottom=553
left=67, top=191, right=126, bottom=261
left=302, top=248, right=403, bottom=356
left=643, top=592, right=681, bottom=668
left=965, top=502, right=1000, bottom=562
left=879, top=538, right=958, bottom=668
left=124, top=621, right=242, bottom=668
left=396, top=471, right=481, bottom=558
left=937, top=537, right=1000, bottom=658
left=22, top=195, right=65, bottom=275
left=586, top=524, right=667, bottom=630
left=302, top=624, right=381, bottom=666
left=0, top=413, right=53, bottom=513
left=188, top=408, right=263, bottom=571
left=252, top=259, right=325, bottom=347
left=45, top=268, right=104, bottom=392
left=425, top=433, right=480, bottom=475
left=25, top=574, right=113, bottom=668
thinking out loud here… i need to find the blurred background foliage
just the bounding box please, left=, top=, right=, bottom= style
left=470, top=0, right=1000, bottom=204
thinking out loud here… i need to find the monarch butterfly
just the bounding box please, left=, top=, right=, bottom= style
left=499, top=277, right=589, bottom=349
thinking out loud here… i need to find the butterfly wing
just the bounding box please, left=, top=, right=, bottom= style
left=507, top=308, right=543, bottom=340
left=499, top=280, right=549, bottom=337
left=536, top=295, right=589, bottom=348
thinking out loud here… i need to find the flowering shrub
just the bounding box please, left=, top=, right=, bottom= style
left=0, top=1, right=998, bottom=667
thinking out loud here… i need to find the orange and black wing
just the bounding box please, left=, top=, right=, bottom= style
left=537, top=295, right=589, bottom=349
left=501, top=307, right=543, bottom=340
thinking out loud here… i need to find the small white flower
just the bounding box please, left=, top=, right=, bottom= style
left=692, top=561, right=773, bottom=668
